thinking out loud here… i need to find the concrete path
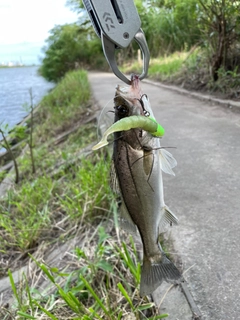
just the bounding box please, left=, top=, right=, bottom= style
left=88, top=72, right=240, bottom=320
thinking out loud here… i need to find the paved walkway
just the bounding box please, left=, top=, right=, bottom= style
left=88, top=72, right=240, bottom=320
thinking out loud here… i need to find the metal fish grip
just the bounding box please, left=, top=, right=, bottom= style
left=83, top=0, right=150, bottom=84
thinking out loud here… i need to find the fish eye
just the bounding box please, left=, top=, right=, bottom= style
left=116, top=105, right=129, bottom=118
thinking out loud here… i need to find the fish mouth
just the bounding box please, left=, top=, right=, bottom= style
left=130, top=73, right=140, bottom=89
left=114, top=73, right=155, bottom=120
left=115, top=74, right=142, bottom=101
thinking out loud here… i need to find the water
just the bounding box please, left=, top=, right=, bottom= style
left=0, top=66, right=54, bottom=129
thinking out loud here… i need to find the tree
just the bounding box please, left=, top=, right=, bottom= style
left=39, top=23, right=106, bottom=82
left=198, top=0, right=240, bottom=81
left=136, top=0, right=201, bottom=56
left=66, top=0, right=84, bottom=13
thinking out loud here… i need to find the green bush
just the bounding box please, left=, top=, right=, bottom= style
left=36, top=69, right=91, bottom=139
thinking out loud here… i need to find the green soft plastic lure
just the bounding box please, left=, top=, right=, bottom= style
left=92, top=115, right=164, bottom=150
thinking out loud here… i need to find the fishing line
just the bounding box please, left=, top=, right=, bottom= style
left=130, top=149, right=155, bottom=192
left=97, top=97, right=115, bottom=141
left=136, top=93, right=150, bottom=117
left=97, top=93, right=130, bottom=142
left=150, top=146, right=177, bottom=150
left=128, top=129, right=156, bottom=187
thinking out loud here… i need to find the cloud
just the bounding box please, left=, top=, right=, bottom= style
left=0, top=0, right=77, bottom=44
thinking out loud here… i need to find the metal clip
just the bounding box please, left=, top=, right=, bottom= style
left=83, top=0, right=150, bottom=84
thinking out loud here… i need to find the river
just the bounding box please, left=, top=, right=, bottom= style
left=0, top=66, right=54, bottom=129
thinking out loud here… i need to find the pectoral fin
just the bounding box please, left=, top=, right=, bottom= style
left=159, top=149, right=177, bottom=176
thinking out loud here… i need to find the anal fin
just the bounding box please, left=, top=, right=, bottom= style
left=158, top=206, right=179, bottom=233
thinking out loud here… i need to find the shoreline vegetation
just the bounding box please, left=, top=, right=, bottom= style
left=0, top=69, right=168, bottom=319
left=0, top=64, right=39, bottom=69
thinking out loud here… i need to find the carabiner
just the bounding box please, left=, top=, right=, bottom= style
left=102, top=29, right=150, bottom=85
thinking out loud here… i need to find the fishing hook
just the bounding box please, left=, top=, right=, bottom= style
left=136, top=94, right=150, bottom=117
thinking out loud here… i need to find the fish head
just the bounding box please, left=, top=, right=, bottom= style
left=114, top=74, right=154, bottom=121
left=114, top=75, right=143, bottom=121
left=114, top=75, right=155, bottom=148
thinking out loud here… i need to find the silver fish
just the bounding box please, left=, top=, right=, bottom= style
left=112, top=75, right=182, bottom=296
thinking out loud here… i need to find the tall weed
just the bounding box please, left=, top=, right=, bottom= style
left=37, top=69, right=91, bottom=139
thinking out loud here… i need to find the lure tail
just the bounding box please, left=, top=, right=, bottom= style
left=92, top=137, right=109, bottom=150
left=140, top=249, right=182, bottom=297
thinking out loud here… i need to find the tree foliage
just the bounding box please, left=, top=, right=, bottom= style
left=66, top=0, right=84, bottom=13
left=39, top=23, right=107, bottom=82
left=137, top=0, right=201, bottom=56
left=198, top=0, right=240, bottom=80
left=39, top=0, right=240, bottom=83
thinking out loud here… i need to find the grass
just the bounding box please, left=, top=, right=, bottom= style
left=35, top=69, right=91, bottom=140
left=4, top=227, right=167, bottom=319
left=121, top=51, right=190, bottom=82
left=148, top=53, right=188, bottom=80
left=122, top=47, right=240, bottom=99
left=0, top=69, right=107, bottom=261
left=0, top=69, right=168, bottom=319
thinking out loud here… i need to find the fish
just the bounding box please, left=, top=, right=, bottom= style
left=93, top=74, right=182, bottom=296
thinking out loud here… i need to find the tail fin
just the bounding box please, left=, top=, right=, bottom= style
left=140, top=254, right=182, bottom=297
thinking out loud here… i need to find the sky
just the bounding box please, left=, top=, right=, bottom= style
left=0, top=0, right=78, bottom=65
